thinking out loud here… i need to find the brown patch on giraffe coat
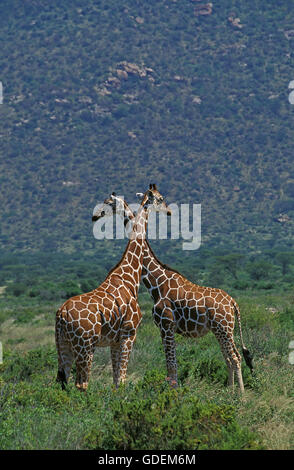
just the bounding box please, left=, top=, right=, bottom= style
left=88, top=304, right=98, bottom=314
left=88, top=312, right=97, bottom=323
left=215, top=293, right=224, bottom=302
left=74, top=302, right=86, bottom=310
left=101, top=297, right=115, bottom=311
left=169, top=279, right=178, bottom=289
left=196, top=306, right=206, bottom=316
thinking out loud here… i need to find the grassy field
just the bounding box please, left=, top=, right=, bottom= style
left=0, top=289, right=294, bottom=450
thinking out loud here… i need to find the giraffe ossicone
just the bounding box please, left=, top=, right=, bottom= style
left=55, top=185, right=171, bottom=391
left=96, top=194, right=254, bottom=393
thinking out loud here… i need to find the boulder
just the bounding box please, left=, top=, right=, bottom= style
left=194, top=3, right=213, bottom=16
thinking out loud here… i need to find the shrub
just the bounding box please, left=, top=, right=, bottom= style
left=61, top=280, right=82, bottom=299
left=2, top=346, right=57, bottom=383
left=5, top=282, right=28, bottom=297
left=84, top=370, right=261, bottom=450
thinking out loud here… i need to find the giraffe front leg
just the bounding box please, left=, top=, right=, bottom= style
left=115, top=334, right=136, bottom=387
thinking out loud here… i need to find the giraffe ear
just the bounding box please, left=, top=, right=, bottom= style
left=112, top=192, right=116, bottom=196
left=152, top=184, right=157, bottom=190
left=149, top=184, right=153, bottom=189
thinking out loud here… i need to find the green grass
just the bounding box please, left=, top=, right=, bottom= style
left=0, top=290, right=293, bottom=449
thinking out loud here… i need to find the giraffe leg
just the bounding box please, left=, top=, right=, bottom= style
left=161, top=325, right=178, bottom=387
left=110, top=343, right=120, bottom=386
left=228, top=362, right=234, bottom=388
left=216, top=334, right=244, bottom=393
left=153, top=305, right=178, bottom=388
left=115, top=334, right=136, bottom=387
left=217, top=340, right=234, bottom=388
left=229, top=340, right=244, bottom=393
left=161, top=331, right=178, bottom=388
left=74, top=350, right=94, bottom=392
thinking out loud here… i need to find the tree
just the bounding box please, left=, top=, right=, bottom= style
left=214, top=254, right=245, bottom=280
left=246, top=260, right=273, bottom=281
left=275, top=252, right=294, bottom=276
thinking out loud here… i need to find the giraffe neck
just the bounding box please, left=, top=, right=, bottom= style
left=141, top=241, right=170, bottom=302
left=119, top=203, right=171, bottom=302
left=108, top=204, right=149, bottom=297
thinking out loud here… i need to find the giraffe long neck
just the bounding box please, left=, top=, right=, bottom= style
left=141, top=241, right=171, bottom=302
left=109, top=203, right=149, bottom=297
left=119, top=203, right=169, bottom=301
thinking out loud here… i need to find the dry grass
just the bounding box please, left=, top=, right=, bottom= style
left=1, top=315, right=55, bottom=352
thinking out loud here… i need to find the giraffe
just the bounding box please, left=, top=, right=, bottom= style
left=93, top=191, right=253, bottom=393
left=55, top=184, right=171, bottom=391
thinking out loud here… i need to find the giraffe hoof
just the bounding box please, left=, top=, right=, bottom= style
left=170, top=380, right=178, bottom=388
left=76, top=383, right=88, bottom=392
left=166, top=377, right=178, bottom=388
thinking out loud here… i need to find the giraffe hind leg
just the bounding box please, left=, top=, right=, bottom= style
left=227, top=342, right=244, bottom=393
left=56, top=340, right=74, bottom=390
left=110, top=344, right=120, bottom=387
left=215, top=332, right=244, bottom=393
left=75, top=351, right=94, bottom=392
left=218, top=342, right=234, bottom=387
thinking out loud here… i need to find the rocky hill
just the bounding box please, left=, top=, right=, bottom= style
left=0, top=0, right=293, bottom=261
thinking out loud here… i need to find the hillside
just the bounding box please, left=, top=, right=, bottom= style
left=0, top=0, right=294, bottom=259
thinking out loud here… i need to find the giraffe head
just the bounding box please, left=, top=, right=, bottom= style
left=92, top=185, right=171, bottom=222
left=92, top=192, right=127, bottom=222
left=137, top=184, right=172, bottom=216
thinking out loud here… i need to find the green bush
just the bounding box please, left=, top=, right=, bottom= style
left=61, top=280, right=82, bottom=299
left=2, top=346, right=57, bottom=383
left=80, top=278, right=98, bottom=293
left=84, top=370, right=261, bottom=450
left=5, top=282, right=28, bottom=297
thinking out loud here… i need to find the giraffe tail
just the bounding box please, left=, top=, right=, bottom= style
left=55, top=309, right=68, bottom=390
left=234, top=303, right=254, bottom=374
left=56, top=368, right=67, bottom=390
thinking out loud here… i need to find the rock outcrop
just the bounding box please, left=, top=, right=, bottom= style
left=228, top=16, right=243, bottom=29
left=194, top=3, right=213, bottom=16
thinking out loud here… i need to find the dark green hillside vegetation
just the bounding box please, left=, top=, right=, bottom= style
left=0, top=0, right=293, bottom=257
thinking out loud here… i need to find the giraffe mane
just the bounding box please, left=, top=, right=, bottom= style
left=103, top=238, right=133, bottom=281
left=145, top=240, right=182, bottom=276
